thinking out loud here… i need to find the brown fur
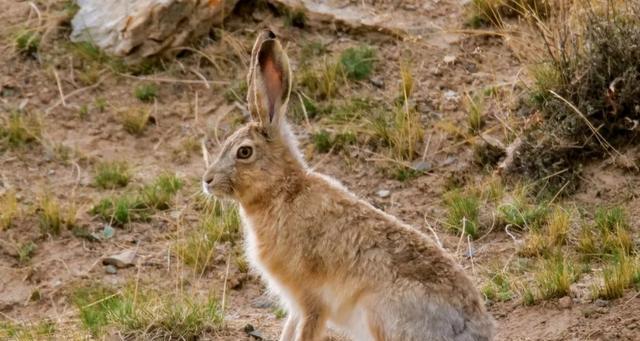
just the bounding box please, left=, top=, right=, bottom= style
left=203, top=30, right=495, bottom=341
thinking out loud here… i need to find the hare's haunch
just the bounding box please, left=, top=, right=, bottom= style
left=203, top=30, right=495, bottom=341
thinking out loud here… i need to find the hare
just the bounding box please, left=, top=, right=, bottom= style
left=202, top=30, right=495, bottom=341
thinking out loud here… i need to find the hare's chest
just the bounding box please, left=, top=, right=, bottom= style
left=241, top=212, right=300, bottom=312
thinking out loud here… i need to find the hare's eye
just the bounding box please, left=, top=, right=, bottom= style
left=237, top=146, right=253, bottom=159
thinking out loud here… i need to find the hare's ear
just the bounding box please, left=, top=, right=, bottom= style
left=247, top=30, right=291, bottom=131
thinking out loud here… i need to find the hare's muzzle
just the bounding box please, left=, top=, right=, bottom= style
left=202, top=169, right=234, bottom=198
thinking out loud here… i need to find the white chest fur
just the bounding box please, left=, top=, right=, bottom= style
left=240, top=207, right=300, bottom=314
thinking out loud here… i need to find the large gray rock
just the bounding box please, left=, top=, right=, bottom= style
left=71, top=0, right=238, bottom=60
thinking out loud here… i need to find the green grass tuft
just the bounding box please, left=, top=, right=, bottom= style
left=94, top=161, right=131, bottom=189
left=17, top=241, right=37, bottom=264
left=15, top=30, right=40, bottom=55
left=340, top=46, right=376, bottom=80
left=138, top=173, right=184, bottom=210
left=134, top=84, right=158, bottom=102
left=444, top=190, right=480, bottom=238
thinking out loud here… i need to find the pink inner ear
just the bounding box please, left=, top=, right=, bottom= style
left=262, top=56, right=283, bottom=122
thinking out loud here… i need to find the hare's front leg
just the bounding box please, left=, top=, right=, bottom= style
left=295, top=298, right=328, bottom=341
left=278, top=311, right=299, bottom=341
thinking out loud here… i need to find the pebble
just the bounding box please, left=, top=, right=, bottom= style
left=412, top=161, right=432, bottom=172
left=250, top=297, right=275, bottom=309
left=105, top=265, right=117, bottom=274
left=443, top=55, right=457, bottom=64
left=376, top=190, right=391, bottom=198
left=444, top=90, right=460, bottom=102
left=559, top=296, right=572, bottom=309
left=594, top=299, right=609, bottom=307
left=440, top=156, right=457, bottom=167
left=370, top=76, right=385, bottom=89
left=102, top=250, right=137, bottom=268
left=243, top=324, right=265, bottom=340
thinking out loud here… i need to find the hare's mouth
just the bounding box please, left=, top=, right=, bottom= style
left=203, top=180, right=234, bottom=199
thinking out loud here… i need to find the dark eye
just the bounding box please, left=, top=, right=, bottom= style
left=237, top=146, right=253, bottom=159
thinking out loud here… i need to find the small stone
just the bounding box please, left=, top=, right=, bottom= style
left=558, top=296, right=572, bottom=309
left=102, top=250, right=136, bottom=268
left=248, top=330, right=265, bottom=340
left=105, top=265, right=117, bottom=274
left=440, top=156, right=457, bottom=167
left=443, top=55, right=457, bottom=64
left=412, top=161, right=432, bottom=172
left=443, top=90, right=460, bottom=102
left=595, top=299, right=609, bottom=307
left=464, top=246, right=476, bottom=258
left=251, top=297, right=275, bottom=309
left=370, top=76, right=385, bottom=89
left=376, top=190, right=391, bottom=198
left=102, top=225, right=115, bottom=239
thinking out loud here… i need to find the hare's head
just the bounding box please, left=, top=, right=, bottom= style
left=202, top=30, right=304, bottom=202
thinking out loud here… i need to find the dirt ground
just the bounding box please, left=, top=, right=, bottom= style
left=1, top=0, right=639, bottom=340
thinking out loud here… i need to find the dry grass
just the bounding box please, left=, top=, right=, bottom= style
left=73, top=284, right=223, bottom=339
left=38, top=195, right=77, bottom=236
left=119, top=107, right=150, bottom=136
left=467, top=0, right=551, bottom=28
left=0, top=191, right=19, bottom=230
left=465, top=93, right=484, bottom=134
left=0, top=111, right=42, bottom=149
left=504, top=1, right=640, bottom=192
left=0, top=320, right=56, bottom=340
left=298, top=57, right=344, bottom=100
left=535, top=255, right=575, bottom=299
left=178, top=200, right=240, bottom=273
left=597, top=253, right=640, bottom=300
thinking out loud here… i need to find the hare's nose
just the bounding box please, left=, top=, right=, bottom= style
left=204, top=175, right=214, bottom=185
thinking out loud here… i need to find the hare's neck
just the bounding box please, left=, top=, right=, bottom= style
left=239, top=166, right=306, bottom=216
left=277, top=122, right=308, bottom=169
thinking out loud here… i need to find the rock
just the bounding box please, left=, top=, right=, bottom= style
left=595, top=299, right=609, bottom=307
left=376, top=189, right=391, bottom=198
left=412, top=161, right=432, bottom=172
left=370, top=76, right=385, bottom=89
left=267, top=0, right=438, bottom=37
left=105, top=265, right=117, bottom=274
left=243, top=324, right=265, bottom=339
left=102, top=224, right=115, bottom=239
left=71, top=0, right=239, bottom=61
left=464, top=246, right=476, bottom=258
left=250, top=296, right=275, bottom=309
left=559, top=296, right=572, bottom=309
left=440, top=156, right=457, bottom=167
left=443, top=55, right=457, bottom=64
left=443, top=90, right=460, bottom=103
left=248, top=330, right=265, bottom=340
left=102, top=250, right=136, bottom=268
